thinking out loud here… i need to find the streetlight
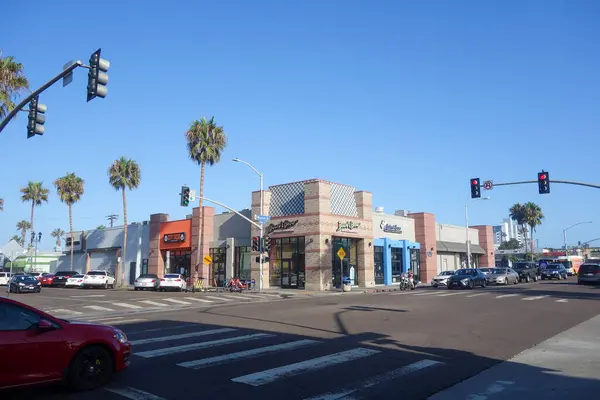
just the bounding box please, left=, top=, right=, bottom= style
left=563, top=221, right=592, bottom=255
left=30, top=232, right=42, bottom=272
left=232, top=158, right=264, bottom=291
left=465, top=197, right=490, bottom=267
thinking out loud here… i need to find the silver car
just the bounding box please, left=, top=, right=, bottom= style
left=134, top=274, right=160, bottom=291
left=486, top=268, right=519, bottom=285
left=431, top=270, right=455, bottom=287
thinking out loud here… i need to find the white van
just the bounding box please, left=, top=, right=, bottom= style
left=0, top=272, right=13, bottom=286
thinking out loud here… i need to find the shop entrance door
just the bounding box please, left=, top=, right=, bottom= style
left=280, top=260, right=296, bottom=288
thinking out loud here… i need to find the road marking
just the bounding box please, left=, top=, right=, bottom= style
left=138, top=300, right=169, bottom=307
left=409, top=291, right=438, bottom=296
left=130, top=328, right=236, bottom=345
left=556, top=299, right=569, bottom=303
left=70, top=294, right=105, bottom=298
left=111, top=302, right=143, bottom=309
left=105, top=386, right=167, bottom=399
left=522, top=295, right=548, bottom=301
left=449, top=380, right=514, bottom=400
left=304, top=359, right=443, bottom=399
left=84, top=316, right=125, bottom=322
left=134, top=333, right=274, bottom=358
left=466, top=293, right=488, bottom=298
left=436, top=292, right=466, bottom=297
left=103, top=318, right=146, bottom=325
left=231, top=348, right=380, bottom=386
left=161, top=298, right=193, bottom=305
left=178, top=339, right=322, bottom=369
left=258, top=293, right=282, bottom=297
left=48, top=309, right=83, bottom=315
left=126, top=324, right=196, bottom=335
left=495, top=294, right=519, bottom=299
left=205, top=296, right=233, bottom=302
left=83, top=305, right=115, bottom=312
left=222, top=295, right=254, bottom=300
left=186, top=297, right=214, bottom=303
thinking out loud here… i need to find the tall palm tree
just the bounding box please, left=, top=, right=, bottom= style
left=524, top=201, right=544, bottom=254
left=16, top=220, right=31, bottom=247
left=10, top=234, right=21, bottom=243
left=20, top=181, right=49, bottom=246
left=185, top=117, right=227, bottom=284
left=54, top=173, right=84, bottom=269
left=509, top=203, right=528, bottom=253
left=108, top=157, right=141, bottom=287
left=51, top=228, right=65, bottom=249
left=0, top=51, right=29, bottom=120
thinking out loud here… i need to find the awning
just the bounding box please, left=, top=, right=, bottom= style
left=437, top=241, right=485, bottom=255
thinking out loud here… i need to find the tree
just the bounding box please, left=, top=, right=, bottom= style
left=16, top=220, right=31, bottom=246
left=97, top=225, right=106, bottom=230
left=10, top=234, right=21, bottom=243
left=51, top=228, right=65, bottom=249
left=108, top=157, right=141, bottom=286
left=499, top=238, right=521, bottom=250
left=20, top=181, right=49, bottom=247
left=0, top=51, right=29, bottom=120
left=0, top=197, right=3, bottom=211
left=523, top=201, right=544, bottom=253
left=509, top=203, right=528, bottom=253
left=54, top=173, right=84, bottom=270
left=185, top=117, right=227, bottom=284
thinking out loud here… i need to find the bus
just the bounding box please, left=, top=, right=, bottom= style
left=554, top=256, right=584, bottom=276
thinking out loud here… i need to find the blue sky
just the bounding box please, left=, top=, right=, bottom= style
left=2, top=0, right=599, bottom=251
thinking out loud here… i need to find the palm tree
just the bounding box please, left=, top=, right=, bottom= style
left=509, top=203, right=528, bottom=253
left=51, top=228, right=65, bottom=249
left=0, top=51, right=29, bottom=120
left=108, top=157, right=141, bottom=287
left=524, top=202, right=544, bottom=254
left=20, top=181, right=49, bottom=246
left=16, top=220, right=31, bottom=246
left=97, top=225, right=106, bottom=229
left=54, top=173, right=84, bottom=269
left=0, top=197, right=3, bottom=211
left=185, top=117, right=228, bottom=284
left=10, top=234, right=21, bottom=243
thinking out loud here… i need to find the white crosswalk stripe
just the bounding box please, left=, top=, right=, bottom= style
left=186, top=297, right=214, bottom=303
left=105, top=386, right=167, bottom=399
left=162, top=298, right=193, bottom=305
left=522, top=295, right=548, bottom=301
left=222, top=295, right=254, bottom=300
left=111, top=302, right=143, bottom=309
left=556, top=299, right=568, bottom=303
left=138, top=300, right=169, bottom=307
left=435, top=292, right=465, bottom=297
left=495, top=294, right=519, bottom=299
left=49, top=308, right=82, bottom=315
left=466, top=293, right=488, bottom=298
left=83, top=305, right=115, bottom=312
left=205, top=295, right=233, bottom=301
left=131, top=328, right=236, bottom=345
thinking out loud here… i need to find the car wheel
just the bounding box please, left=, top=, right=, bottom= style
left=533, top=275, right=538, bottom=282
left=481, top=279, right=487, bottom=288
left=504, top=278, right=509, bottom=286
left=513, top=277, right=518, bottom=284
left=104, top=282, right=108, bottom=290
left=468, top=281, right=474, bottom=289
left=525, top=275, right=530, bottom=283
left=68, top=345, right=114, bottom=391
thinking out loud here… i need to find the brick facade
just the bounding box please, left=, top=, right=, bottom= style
left=471, top=225, right=495, bottom=267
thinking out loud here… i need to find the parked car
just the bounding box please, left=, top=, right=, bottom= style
left=512, top=261, right=539, bottom=283
left=65, top=274, right=85, bottom=288
left=50, top=271, right=79, bottom=287
left=159, top=273, right=188, bottom=292
left=134, top=274, right=160, bottom=291
left=540, top=264, right=568, bottom=280
left=485, top=268, right=520, bottom=285
left=431, top=270, right=455, bottom=287
left=0, top=296, right=131, bottom=391
left=447, top=268, right=487, bottom=289
left=478, top=267, right=494, bottom=275
left=39, top=274, right=55, bottom=287
left=8, top=275, right=42, bottom=293
left=577, top=263, right=600, bottom=285
left=0, top=272, right=13, bottom=286
left=82, top=270, right=116, bottom=289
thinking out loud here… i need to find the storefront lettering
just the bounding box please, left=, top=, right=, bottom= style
left=266, top=220, right=299, bottom=235
left=380, top=220, right=403, bottom=234
left=163, top=232, right=186, bottom=243
left=336, top=221, right=361, bottom=232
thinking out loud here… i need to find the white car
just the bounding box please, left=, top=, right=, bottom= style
left=0, top=272, right=13, bottom=286
left=82, top=270, right=116, bottom=289
left=65, top=274, right=85, bottom=288
left=431, top=270, right=456, bottom=287
left=159, top=274, right=187, bottom=292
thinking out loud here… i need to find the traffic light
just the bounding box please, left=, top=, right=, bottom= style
left=263, top=236, right=271, bottom=253
left=470, top=178, right=481, bottom=199
left=87, top=48, right=110, bottom=102
left=180, top=186, right=190, bottom=207
left=27, top=96, right=47, bottom=139
left=252, top=237, right=259, bottom=251
left=538, top=171, right=550, bottom=194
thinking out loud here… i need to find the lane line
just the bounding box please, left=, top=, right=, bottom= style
left=83, top=305, right=115, bottom=312
left=222, top=295, right=254, bottom=300
left=522, top=295, right=548, bottom=301
left=178, top=339, right=322, bottom=369
left=138, top=300, right=169, bottom=307
left=556, top=299, right=569, bottom=303
left=130, top=328, right=236, bottom=345
left=134, top=333, right=274, bottom=358
left=126, top=324, right=196, bottom=335
left=111, top=302, right=144, bottom=309
left=105, top=386, right=167, bottom=399
left=466, top=293, right=488, bottom=298
left=407, top=292, right=438, bottom=296
left=103, top=318, right=147, bottom=325
left=205, top=296, right=233, bottom=302
left=495, top=294, right=519, bottom=299
left=47, top=309, right=83, bottom=315
left=83, top=316, right=125, bottom=322
left=186, top=297, right=214, bottom=303
left=161, top=298, right=193, bottom=305
left=231, top=348, right=380, bottom=387
left=304, top=359, right=444, bottom=400
left=435, top=292, right=466, bottom=297
left=70, top=294, right=105, bottom=298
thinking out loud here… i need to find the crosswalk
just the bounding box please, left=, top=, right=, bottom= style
left=99, top=324, right=445, bottom=399
left=389, top=289, right=570, bottom=303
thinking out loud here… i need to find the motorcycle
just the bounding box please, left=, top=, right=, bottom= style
left=399, top=273, right=416, bottom=291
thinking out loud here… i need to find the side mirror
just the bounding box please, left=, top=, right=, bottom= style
left=37, top=319, right=55, bottom=331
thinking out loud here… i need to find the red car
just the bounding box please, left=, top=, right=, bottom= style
left=39, top=274, right=55, bottom=287
left=0, top=297, right=131, bottom=391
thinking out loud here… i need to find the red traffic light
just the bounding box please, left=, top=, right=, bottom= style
left=472, top=180, right=478, bottom=185
left=539, top=174, right=546, bottom=180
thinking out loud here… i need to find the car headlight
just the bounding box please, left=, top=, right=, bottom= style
left=461, top=278, right=469, bottom=283
left=18, top=282, right=24, bottom=286
left=113, top=329, right=129, bottom=344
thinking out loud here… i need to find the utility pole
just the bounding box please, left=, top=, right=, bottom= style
left=106, top=214, right=119, bottom=228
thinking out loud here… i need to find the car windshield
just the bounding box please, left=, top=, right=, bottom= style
left=87, top=271, right=106, bottom=276
left=439, top=271, right=454, bottom=276
left=138, top=274, right=158, bottom=279
left=15, top=276, right=37, bottom=282
left=164, top=274, right=180, bottom=278
left=55, top=271, right=77, bottom=276
left=455, top=269, right=475, bottom=275
left=491, top=268, right=507, bottom=274
left=71, top=274, right=84, bottom=278
left=512, top=263, right=528, bottom=269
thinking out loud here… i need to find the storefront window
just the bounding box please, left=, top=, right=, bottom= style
left=410, top=248, right=421, bottom=282
left=269, top=236, right=305, bottom=288
left=391, top=247, right=403, bottom=283
left=332, top=237, right=359, bottom=287
left=164, top=250, right=191, bottom=277
left=209, top=247, right=227, bottom=287
left=374, top=246, right=384, bottom=285
left=235, top=246, right=251, bottom=280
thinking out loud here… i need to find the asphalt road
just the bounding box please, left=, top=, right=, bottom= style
left=4, top=279, right=600, bottom=400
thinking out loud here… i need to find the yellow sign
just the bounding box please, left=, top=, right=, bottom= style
left=337, top=247, right=346, bottom=260
left=203, top=255, right=212, bottom=265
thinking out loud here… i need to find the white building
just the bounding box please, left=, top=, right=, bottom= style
left=493, top=218, right=524, bottom=248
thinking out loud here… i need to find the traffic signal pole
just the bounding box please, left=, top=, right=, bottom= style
left=480, top=180, right=600, bottom=190
left=0, top=61, right=83, bottom=134
left=259, top=173, right=264, bottom=292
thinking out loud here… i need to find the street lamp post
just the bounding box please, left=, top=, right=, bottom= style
left=233, top=158, right=264, bottom=291
left=30, top=232, right=42, bottom=272
left=465, top=197, right=490, bottom=267
left=563, top=221, right=592, bottom=255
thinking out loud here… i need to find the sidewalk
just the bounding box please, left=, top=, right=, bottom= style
left=428, top=313, right=600, bottom=400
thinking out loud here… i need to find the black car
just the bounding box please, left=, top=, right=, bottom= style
left=447, top=268, right=487, bottom=289
left=50, top=270, right=79, bottom=287
left=512, top=261, right=540, bottom=283
left=9, top=275, right=42, bottom=293
left=541, top=264, right=568, bottom=280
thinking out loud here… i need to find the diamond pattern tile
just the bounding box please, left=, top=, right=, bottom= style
left=269, top=182, right=305, bottom=217
left=330, top=183, right=358, bottom=217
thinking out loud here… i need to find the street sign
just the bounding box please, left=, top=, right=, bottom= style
left=0, top=240, right=25, bottom=261
left=257, top=215, right=270, bottom=223
left=203, top=255, right=212, bottom=265
left=189, top=189, right=196, bottom=202
left=483, top=180, right=493, bottom=190
left=337, top=247, right=346, bottom=260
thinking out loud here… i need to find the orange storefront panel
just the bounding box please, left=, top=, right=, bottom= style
left=160, top=219, right=192, bottom=250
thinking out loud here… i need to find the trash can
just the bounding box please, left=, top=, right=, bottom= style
left=342, top=277, right=352, bottom=292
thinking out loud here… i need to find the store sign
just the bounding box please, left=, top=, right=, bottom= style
left=163, top=232, right=186, bottom=243
left=336, top=221, right=361, bottom=232
left=380, top=220, right=403, bottom=234
left=266, top=220, right=299, bottom=235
